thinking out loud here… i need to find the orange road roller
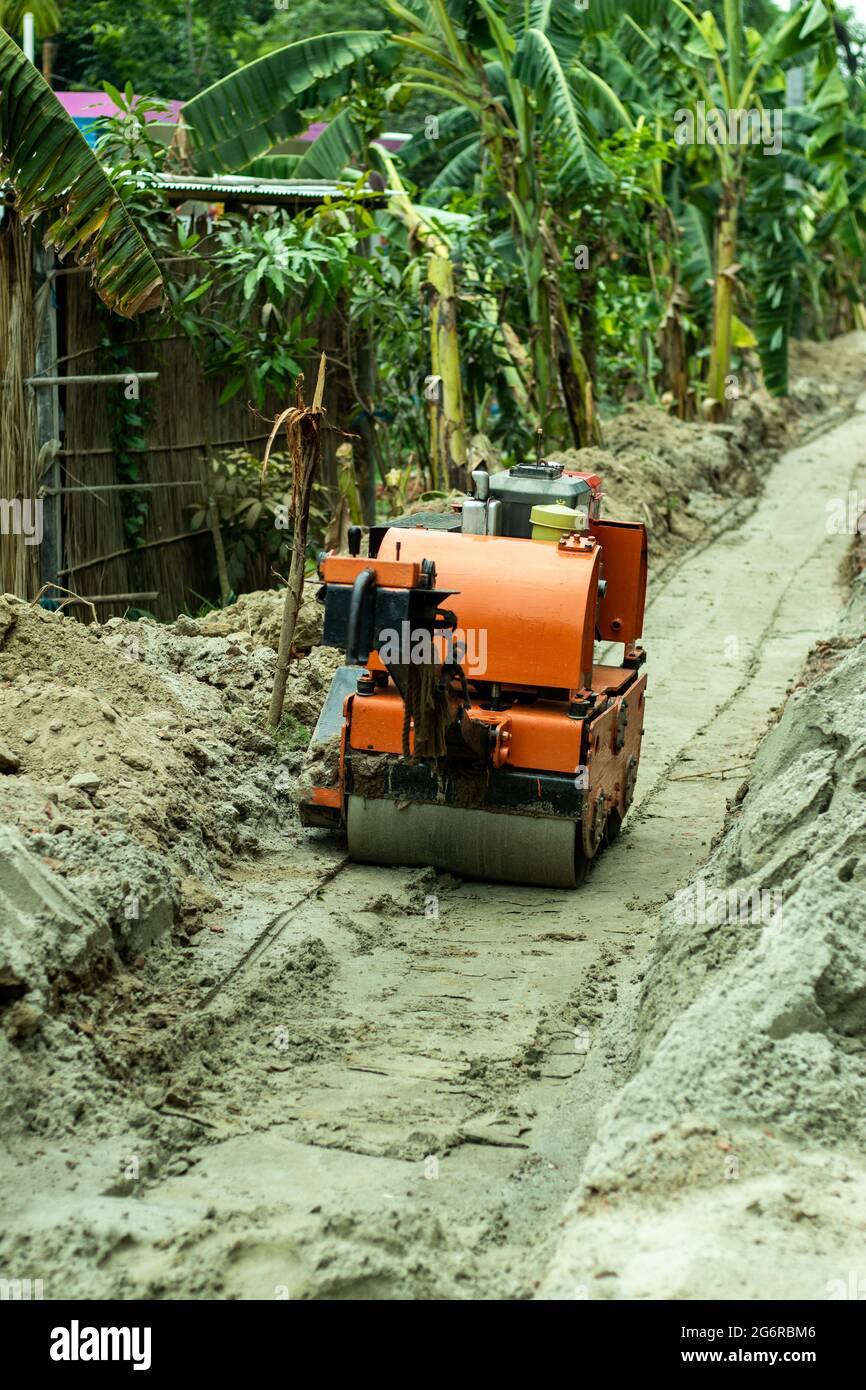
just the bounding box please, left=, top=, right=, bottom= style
left=298, top=457, right=647, bottom=888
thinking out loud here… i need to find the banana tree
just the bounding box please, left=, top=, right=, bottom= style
left=663, top=0, right=841, bottom=417
left=383, top=0, right=609, bottom=447
left=374, top=148, right=467, bottom=489
left=0, top=0, right=61, bottom=82
left=0, top=26, right=162, bottom=315
left=175, top=10, right=609, bottom=449
left=560, top=0, right=851, bottom=408
left=781, top=108, right=866, bottom=341
left=179, top=31, right=392, bottom=173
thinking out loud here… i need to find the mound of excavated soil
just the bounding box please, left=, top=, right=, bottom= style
left=552, top=334, right=866, bottom=566
left=0, top=590, right=345, bottom=1142
left=0, top=596, right=274, bottom=881
left=554, top=401, right=763, bottom=557
left=789, top=330, right=866, bottom=403
left=0, top=593, right=339, bottom=948
left=539, top=591, right=866, bottom=1300
left=602, top=634, right=866, bottom=1170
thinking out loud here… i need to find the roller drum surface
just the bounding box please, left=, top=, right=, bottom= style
left=347, top=796, right=581, bottom=888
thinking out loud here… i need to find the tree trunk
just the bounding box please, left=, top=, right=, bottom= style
left=428, top=250, right=467, bottom=492
left=536, top=218, right=601, bottom=448
left=269, top=507, right=311, bottom=727
left=556, top=301, right=603, bottom=449
left=706, top=187, right=740, bottom=421
left=355, top=325, right=378, bottom=526
left=42, top=39, right=56, bottom=86
left=658, top=291, right=692, bottom=420
left=527, top=266, right=553, bottom=426
left=577, top=262, right=598, bottom=389
left=377, top=153, right=468, bottom=494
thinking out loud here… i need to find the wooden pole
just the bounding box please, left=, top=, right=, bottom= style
left=207, top=497, right=232, bottom=608
left=26, top=373, right=160, bottom=387
left=34, top=246, right=61, bottom=599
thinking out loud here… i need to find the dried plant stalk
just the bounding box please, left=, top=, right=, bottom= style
left=265, top=353, right=326, bottom=728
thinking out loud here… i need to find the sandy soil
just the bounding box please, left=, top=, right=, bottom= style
left=1, top=352, right=865, bottom=1300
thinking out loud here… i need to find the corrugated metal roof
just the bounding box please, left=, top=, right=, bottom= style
left=1, top=172, right=393, bottom=218
left=138, top=173, right=393, bottom=204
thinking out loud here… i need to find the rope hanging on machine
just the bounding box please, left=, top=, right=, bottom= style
left=401, top=660, right=451, bottom=762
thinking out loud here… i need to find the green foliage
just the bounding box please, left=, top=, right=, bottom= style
left=100, top=328, right=152, bottom=543
left=53, top=0, right=287, bottom=99
left=346, top=222, right=436, bottom=478
left=0, top=0, right=60, bottom=36
left=188, top=197, right=376, bottom=408
left=189, top=451, right=294, bottom=593
left=747, top=160, right=795, bottom=394
left=18, top=0, right=866, bottom=485
left=0, top=28, right=163, bottom=316
left=557, top=125, right=676, bottom=404
left=182, top=31, right=391, bottom=173
left=512, top=27, right=610, bottom=190
left=50, top=2, right=394, bottom=102
left=274, top=711, right=312, bottom=756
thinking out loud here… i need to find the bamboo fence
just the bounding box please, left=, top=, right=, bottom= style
left=0, top=209, right=350, bottom=619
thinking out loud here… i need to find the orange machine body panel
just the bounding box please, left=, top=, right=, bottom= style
left=376, top=529, right=599, bottom=690
left=321, top=555, right=423, bottom=589
left=583, top=673, right=647, bottom=821
left=341, top=670, right=647, bottom=825
left=348, top=689, right=586, bottom=774
left=309, top=785, right=342, bottom=810
left=590, top=520, right=647, bottom=645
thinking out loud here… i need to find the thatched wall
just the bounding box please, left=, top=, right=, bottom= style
left=1, top=207, right=350, bottom=621
left=0, top=213, right=39, bottom=598
left=61, top=267, right=346, bottom=621
left=62, top=271, right=267, bottom=620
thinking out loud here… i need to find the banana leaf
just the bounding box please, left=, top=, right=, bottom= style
left=293, top=108, right=365, bottom=180
left=0, top=0, right=61, bottom=35
left=182, top=31, right=389, bottom=174
left=513, top=28, right=610, bottom=190
left=0, top=29, right=162, bottom=317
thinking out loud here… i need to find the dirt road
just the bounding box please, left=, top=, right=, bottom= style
left=4, top=397, right=865, bottom=1299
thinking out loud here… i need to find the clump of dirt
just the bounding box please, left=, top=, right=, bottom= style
left=404, top=491, right=465, bottom=517
left=795, top=636, right=862, bottom=689
left=552, top=399, right=763, bottom=563
left=284, top=645, right=344, bottom=728
left=348, top=751, right=391, bottom=800
left=298, top=733, right=342, bottom=803
left=0, top=825, right=114, bottom=1005
left=789, top=330, right=866, bottom=403
left=0, top=821, right=186, bottom=1140
left=196, top=588, right=323, bottom=652
left=0, top=595, right=282, bottom=881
